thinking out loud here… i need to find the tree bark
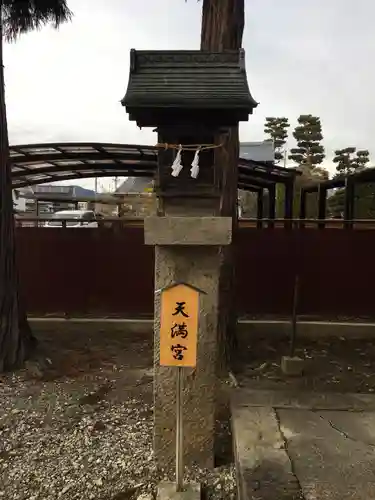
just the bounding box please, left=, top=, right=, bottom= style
left=200, top=0, right=244, bottom=373
left=201, top=0, right=244, bottom=50
left=0, top=6, right=35, bottom=372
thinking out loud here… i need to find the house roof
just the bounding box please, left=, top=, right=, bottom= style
left=116, top=177, right=152, bottom=194
left=122, top=50, right=257, bottom=125
left=240, top=141, right=275, bottom=162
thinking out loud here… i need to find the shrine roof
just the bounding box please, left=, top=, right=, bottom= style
left=122, top=49, right=258, bottom=115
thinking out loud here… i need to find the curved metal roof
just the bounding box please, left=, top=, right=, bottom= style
left=10, top=143, right=157, bottom=188
left=10, top=142, right=298, bottom=191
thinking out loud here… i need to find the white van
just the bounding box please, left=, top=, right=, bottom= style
left=45, top=210, right=98, bottom=228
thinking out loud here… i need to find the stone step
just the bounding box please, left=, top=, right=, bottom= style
left=231, top=404, right=303, bottom=499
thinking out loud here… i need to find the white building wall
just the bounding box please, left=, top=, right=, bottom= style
left=240, top=141, right=275, bottom=162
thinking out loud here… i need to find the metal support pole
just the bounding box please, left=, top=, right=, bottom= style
left=256, top=188, right=264, bottom=229
left=299, top=190, right=306, bottom=229
left=283, top=181, right=294, bottom=229
left=290, top=275, right=299, bottom=357
left=176, top=367, right=184, bottom=492
left=317, top=186, right=327, bottom=229
left=268, top=184, right=276, bottom=229
left=344, top=178, right=354, bottom=229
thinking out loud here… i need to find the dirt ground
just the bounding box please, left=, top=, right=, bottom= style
left=0, top=325, right=235, bottom=500
left=2, top=325, right=375, bottom=499
left=234, top=335, right=375, bottom=393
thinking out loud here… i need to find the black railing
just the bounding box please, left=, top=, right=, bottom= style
left=15, top=216, right=144, bottom=228
left=14, top=216, right=375, bottom=230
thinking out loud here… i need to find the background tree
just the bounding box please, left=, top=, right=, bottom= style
left=351, top=149, right=370, bottom=172
left=238, top=189, right=271, bottom=218
left=199, top=0, right=245, bottom=371
left=332, top=147, right=356, bottom=177
left=289, top=114, right=325, bottom=171
left=0, top=0, right=72, bottom=371
left=264, top=117, right=290, bottom=163
left=284, top=115, right=327, bottom=218
left=329, top=148, right=372, bottom=218
left=294, top=165, right=329, bottom=218
left=276, top=165, right=329, bottom=219
left=238, top=190, right=257, bottom=217
left=332, top=147, right=369, bottom=178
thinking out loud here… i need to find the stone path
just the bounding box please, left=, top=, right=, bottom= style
left=232, top=389, right=375, bottom=500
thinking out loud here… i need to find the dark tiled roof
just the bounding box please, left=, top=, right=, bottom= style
left=116, top=177, right=152, bottom=194
left=122, top=49, right=257, bottom=112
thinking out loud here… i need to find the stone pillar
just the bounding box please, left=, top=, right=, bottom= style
left=145, top=216, right=232, bottom=470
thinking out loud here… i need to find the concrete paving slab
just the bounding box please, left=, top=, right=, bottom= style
left=278, top=409, right=375, bottom=499
left=301, top=482, right=375, bottom=500
left=317, top=410, right=375, bottom=446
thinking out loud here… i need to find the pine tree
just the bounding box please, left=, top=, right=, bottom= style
left=333, top=147, right=356, bottom=177
left=289, top=114, right=325, bottom=169
left=264, top=117, right=289, bottom=163
left=332, top=147, right=369, bottom=178
left=329, top=147, right=371, bottom=218
left=352, top=149, right=370, bottom=171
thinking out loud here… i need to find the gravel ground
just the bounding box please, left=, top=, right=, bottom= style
left=234, top=335, right=375, bottom=393
left=0, top=326, right=236, bottom=500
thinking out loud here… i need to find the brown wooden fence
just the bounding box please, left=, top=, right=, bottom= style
left=17, top=227, right=154, bottom=317
left=17, top=225, right=375, bottom=319
left=236, top=228, right=375, bottom=318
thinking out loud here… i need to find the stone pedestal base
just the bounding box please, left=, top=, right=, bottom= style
left=157, top=481, right=201, bottom=500
left=281, top=356, right=305, bottom=376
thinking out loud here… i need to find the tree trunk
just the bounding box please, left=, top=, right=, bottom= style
left=0, top=7, right=35, bottom=372
left=201, top=0, right=244, bottom=50
left=200, top=0, right=244, bottom=373
left=215, top=127, right=239, bottom=374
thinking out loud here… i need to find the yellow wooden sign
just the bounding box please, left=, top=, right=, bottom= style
left=159, top=283, right=200, bottom=368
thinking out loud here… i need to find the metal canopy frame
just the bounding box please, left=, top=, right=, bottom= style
left=238, top=158, right=299, bottom=227
left=11, top=143, right=157, bottom=188
left=11, top=142, right=298, bottom=187
left=238, top=158, right=297, bottom=189
left=10, top=142, right=299, bottom=224
left=300, top=166, right=375, bottom=228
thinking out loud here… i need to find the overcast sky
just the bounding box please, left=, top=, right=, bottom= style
left=4, top=0, right=374, bottom=189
